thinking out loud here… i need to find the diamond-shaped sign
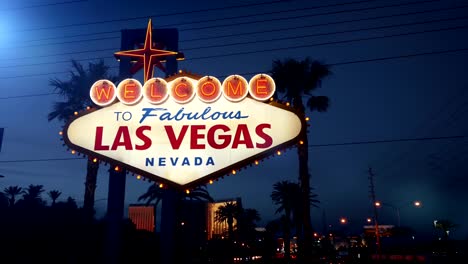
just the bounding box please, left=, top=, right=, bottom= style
left=63, top=75, right=303, bottom=189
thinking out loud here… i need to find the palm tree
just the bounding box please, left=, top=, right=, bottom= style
left=237, top=208, right=261, bottom=241
left=435, top=219, right=457, bottom=239
left=3, top=186, right=22, bottom=207
left=48, top=190, right=62, bottom=206
left=20, top=184, right=45, bottom=207
left=271, top=58, right=331, bottom=256
left=271, top=180, right=300, bottom=261
left=138, top=184, right=214, bottom=232
left=48, top=60, right=118, bottom=217
left=182, top=185, right=214, bottom=202
left=138, top=184, right=165, bottom=232
left=215, top=201, right=242, bottom=240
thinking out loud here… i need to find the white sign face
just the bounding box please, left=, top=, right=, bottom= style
left=65, top=75, right=302, bottom=188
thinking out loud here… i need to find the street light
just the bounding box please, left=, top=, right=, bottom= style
left=340, top=217, right=347, bottom=224
left=374, top=200, right=422, bottom=227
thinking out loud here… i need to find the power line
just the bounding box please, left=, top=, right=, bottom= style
left=188, top=25, right=468, bottom=60
left=6, top=3, right=466, bottom=62
left=3, top=0, right=442, bottom=50
left=14, top=0, right=373, bottom=33
left=19, top=0, right=378, bottom=44
left=3, top=22, right=467, bottom=70
left=182, top=16, right=468, bottom=51
left=1, top=135, right=466, bottom=163
left=0, top=0, right=87, bottom=12
left=1, top=46, right=467, bottom=86
left=308, top=135, right=468, bottom=147
left=0, top=157, right=84, bottom=163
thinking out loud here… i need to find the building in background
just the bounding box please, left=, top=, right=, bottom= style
left=207, top=198, right=242, bottom=240
left=128, top=204, right=155, bottom=232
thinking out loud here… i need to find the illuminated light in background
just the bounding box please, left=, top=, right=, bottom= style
left=277, top=150, right=281, bottom=156
left=74, top=111, right=78, bottom=116
left=232, top=170, right=236, bottom=175
left=136, top=175, right=142, bottom=180
left=159, top=183, right=164, bottom=188
left=299, top=140, right=304, bottom=145
left=254, top=160, right=259, bottom=165
left=59, top=131, right=63, bottom=136
left=414, top=201, right=422, bottom=207
left=71, top=150, right=76, bottom=155
left=340, top=217, right=347, bottom=224
left=209, top=180, right=213, bottom=184
left=114, top=166, right=120, bottom=171
left=185, top=189, right=190, bottom=194
left=375, top=201, right=382, bottom=207
left=305, top=117, right=310, bottom=121
left=367, top=218, right=372, bottom=223
left=92, top=158, right=98, bottom=163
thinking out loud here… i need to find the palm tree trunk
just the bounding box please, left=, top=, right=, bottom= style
left=294, top=96, right=313, bottom=261
left=83, top=157, right=99, bottom=218
left=284, top=210, right=291, bottom=261
left=228, top=217, right=234, bottom=240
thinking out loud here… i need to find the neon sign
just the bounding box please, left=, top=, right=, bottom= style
left=63, top=73, right=304, bottom=189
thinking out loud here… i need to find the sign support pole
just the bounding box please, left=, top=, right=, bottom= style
left=104, top=167, right=127, bottom=263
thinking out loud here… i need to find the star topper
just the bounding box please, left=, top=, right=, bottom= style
left=114, top=19, right=184, bottom=82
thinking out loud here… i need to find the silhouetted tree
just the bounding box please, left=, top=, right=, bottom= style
left=271, top=58, right=331, bottom=258
left=48, top=190, right=62, bottom=206
left=271, top=180, right=299, bottom=261
left=215, top=201, right=242, bottom=240
left=237, top=208, right=261, bottom=242
left=18, top=184, right=45, bottom=207
left=435, top=219, right=458, bottom=239
left=3, top=186, right=22, bottom=207
left=48, top=60, right=118, bottom=217
left=138, top=184, right=164, bottom=232
left=182, top=185, right=214, bottom=202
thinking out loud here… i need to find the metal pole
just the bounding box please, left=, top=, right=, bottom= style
left=396, top=207, right=401, bottom=227
left=368, top=167, right=382, bottom=260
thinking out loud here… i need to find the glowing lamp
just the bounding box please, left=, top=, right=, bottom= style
left=74, top=111, right=78, bottom=116
left=232, top=170, right=236, bottom=175
left=277, top=150, right=281, bottom=155
left=185, top=189, right=190, bottom=194
left=136, top=175, right=142, bottom=180
left=71, top=150, right=76, bottom=154
left=59, top=131, right=63, bottom=136
left=305, top=117, right=310, bottom=121
left=114, top=166, right=120, bottom=171
left=299, top=140, right=304, bottom=145
left=209, top=180, right=213, bottom=184
left=254, top=160, right=259, bottom=165
left=375, top=201, right=382, bottom=207
left=159, top=183, right=164, bottom=188
left=93, top=158, right=98, bottom=163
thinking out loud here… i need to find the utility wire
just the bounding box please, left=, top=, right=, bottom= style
left=21, top=0, right=379, bottom=43
left=1, top=135, right=466, bottom=163
left=188, top=25, right=468, bottom=60
left=6, top=4, right=466, bottom=62
left=13, top=0, right=374, bottom=33
left=3, top=0, right=443, bottom=49
left=308, top=135, right=468, bottom=147
left=3, top=22, right=467, bottom=69
left=0, top=0, right=87, bottom=12
left=1, top=46, right=467, bottom=87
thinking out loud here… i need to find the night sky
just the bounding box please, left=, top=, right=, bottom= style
left=1, top=0, right=468, bottom=239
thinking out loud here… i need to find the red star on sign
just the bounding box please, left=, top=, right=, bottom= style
left=114, top=19, right=184, bottom=82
